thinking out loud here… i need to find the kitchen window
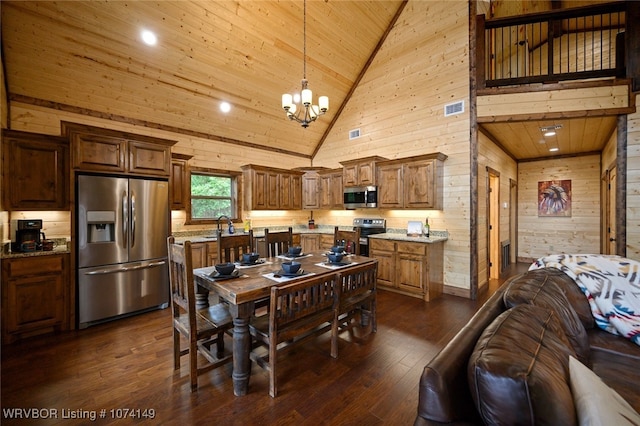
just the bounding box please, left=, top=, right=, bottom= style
left=187, top=168, right=240, bottom=224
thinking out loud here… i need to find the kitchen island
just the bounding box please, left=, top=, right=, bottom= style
left=369, top=232, right=446, bottom=301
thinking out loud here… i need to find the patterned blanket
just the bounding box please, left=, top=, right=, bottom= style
left=529, top=254, right=640, bottom=346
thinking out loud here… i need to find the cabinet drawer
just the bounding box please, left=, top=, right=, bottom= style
left=4, top=255, right=65, bottom=277
left=397, top=241, right=427, bottom=255
left=369, top=239, right=395, bottom=252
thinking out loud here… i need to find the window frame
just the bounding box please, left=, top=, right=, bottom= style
left=185, top=166, right=242, bottom=225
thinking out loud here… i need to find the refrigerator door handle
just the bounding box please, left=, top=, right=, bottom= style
left=122, top=191, right=128, bottom=248
left=131, top=190, right=136, bottom=248
left=83, top=260, right=166, bottom=275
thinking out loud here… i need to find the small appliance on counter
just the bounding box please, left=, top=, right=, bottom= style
left=10, top=219, right=43, bottom=252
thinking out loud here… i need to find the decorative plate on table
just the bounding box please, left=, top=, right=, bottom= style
left=208, top=269, right=242, bottom=280
left=284, top=253, right=305, bottom=258
left=326, top=261, right=351, bottom=267
left=274, top=269, right=306, bottom=278
left=238, top=259, right=265, bottom=266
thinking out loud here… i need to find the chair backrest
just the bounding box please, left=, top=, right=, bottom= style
left=217, top=229, right=254, bottom=263
left=264, top=227, right=293, bottom=257
left=167, top=236, right=197, bottom=327
left=269, top=273, right=339, bottom=342
left=337, top=261, right=378, bottom=308
left=334, top=226, right=362, bottom=255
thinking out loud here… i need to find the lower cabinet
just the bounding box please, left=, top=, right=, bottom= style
left=190, top=241, right=218, bottom=268
left=369, top=239, right=443, bottom=301
left=300, top=234, right=320, bottom=253
left=1, top=254, right=70, bottom=344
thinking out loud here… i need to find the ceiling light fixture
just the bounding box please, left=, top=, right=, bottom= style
left=281, top=0, right=328, bottom=128
left=540, top=124, right=562, bottom=137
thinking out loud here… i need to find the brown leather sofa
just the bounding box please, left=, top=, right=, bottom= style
left=414, top=267, right=640, bottom=425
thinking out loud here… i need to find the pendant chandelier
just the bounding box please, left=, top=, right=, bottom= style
left=281, top=0, right=328, bottom=128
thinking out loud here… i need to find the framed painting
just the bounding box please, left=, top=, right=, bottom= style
left=538, top=180, right=571, bottom=217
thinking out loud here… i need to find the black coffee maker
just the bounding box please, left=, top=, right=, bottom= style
left=12, top=219, right=43, bottom=252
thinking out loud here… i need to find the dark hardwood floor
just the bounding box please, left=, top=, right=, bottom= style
left=1, top=264, right=529, bottom=425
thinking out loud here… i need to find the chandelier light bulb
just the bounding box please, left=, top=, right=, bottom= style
left=282, top=94, right=293, bottom=110
left=318, top=96, right=329, bottom=112
left=301, top=88, right=312, bottom=106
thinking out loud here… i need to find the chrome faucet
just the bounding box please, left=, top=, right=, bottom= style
left=217, top=215, right=234, bottom=234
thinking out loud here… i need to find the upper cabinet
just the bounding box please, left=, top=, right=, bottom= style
left=377, top=153, right=447, bottom=210
left=170, top=153, right=193, bottom=210
left=2, top=129, right=70, bottom=211
left=318, top=168, right=343, bottom=209
left=340, top=156, right=387, bottom=187
left=242, top=165, right=303, bottom=210
left=63, top=122, right=176, bottom=177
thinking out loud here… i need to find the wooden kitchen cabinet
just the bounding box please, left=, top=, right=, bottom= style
left=376, top=153, right=447, bottom=210
left=170, top=153, right=193, bottom=210
left=279, top=173, right=302, bottom=210
left=320, top=233, right=336, bottom=250
left=302, top=171, right=321, bottom=209
left=63, top=122, right=176, bottom=177
left=242, top=165, right=303, bottom=210
left=340, top=156, right=387, bottom=187
left=377, top=163, right=404, bottom=208
left=300, top=234, right=320, bottom=252
left=2, top=129, right=70, bottom=211
left=191, top=242, right=208, bottom=269
left=318, top=168, right=343, bottom=209
left=369, top=238, right=444, bottom=301
left=2, top=254, right=70, bottom=344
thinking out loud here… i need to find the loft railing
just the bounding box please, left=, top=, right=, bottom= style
left=477, top=2, right=626, bottom=88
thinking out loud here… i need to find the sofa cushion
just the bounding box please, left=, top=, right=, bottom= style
left=468, top=304, right=578, bottom=426
left=503, top=273, right=590, bottom=363
left=526, top=268, right=595, bottom=329
left=416, top=280, right=513, bottom=424
left=569, top=355, right=640, bottom=426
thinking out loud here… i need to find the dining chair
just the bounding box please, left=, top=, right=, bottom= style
left=249, top=272, right=340, bottom=397
left=216, top=229, right=254, bottom=263
left=167, top=236, right=234, bottom=392
left=331, top=260, right=378, bottom=358
left=264, top=227, right=293, bottom=257
left=334, top=226, right=361, bottom=255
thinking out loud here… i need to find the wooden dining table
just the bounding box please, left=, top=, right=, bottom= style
left=193, top=250, right=377, bottom=396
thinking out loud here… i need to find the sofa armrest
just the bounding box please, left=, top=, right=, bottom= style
left=415, top=282, right=510, bottom=424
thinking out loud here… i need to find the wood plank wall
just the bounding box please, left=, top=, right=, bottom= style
left=312, top=0, right=473, bottom=294
left=628, top=97, right=640, bottom=260
left=517, top=154, right=601, bottom=261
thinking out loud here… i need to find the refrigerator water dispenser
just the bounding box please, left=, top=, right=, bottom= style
left=87, top=211, right=115, bottom=243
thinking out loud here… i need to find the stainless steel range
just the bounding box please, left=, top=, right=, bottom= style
left=353, top=218, right=386, bottom=256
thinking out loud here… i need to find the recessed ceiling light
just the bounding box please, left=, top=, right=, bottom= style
left=220, top=102, right=231, bottom=113
left=549, top=147, right=559, bottom=152
left=540, top=124, right=562, bottom=137
left=141, top=29, right=157, bottom=46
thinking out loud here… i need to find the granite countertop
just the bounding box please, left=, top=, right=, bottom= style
left=368, top=231, right=448, bottom=244
left=1, top=243, right=70, bottom=259
left=172, top=225, right=341, bottom=244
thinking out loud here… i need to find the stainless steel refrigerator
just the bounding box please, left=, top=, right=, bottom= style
left=77, top=174, right=170, bottom=328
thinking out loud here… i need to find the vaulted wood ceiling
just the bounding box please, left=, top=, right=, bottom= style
left=1, top=1, right=619, bottom=161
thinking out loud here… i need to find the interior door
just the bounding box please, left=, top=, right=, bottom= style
left=607, top=166, right=617, bottom=255
left=488, top=171, right=500, bottom=280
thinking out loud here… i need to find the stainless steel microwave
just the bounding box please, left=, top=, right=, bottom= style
left=343, top=186, right=378, bottom=209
